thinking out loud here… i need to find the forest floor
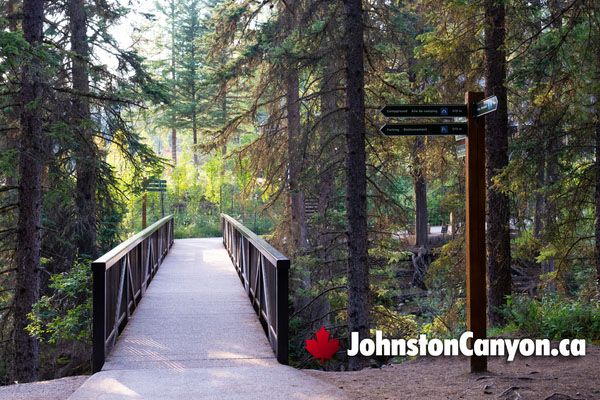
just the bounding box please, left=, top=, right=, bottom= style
left=0, top=345, right=598, bottom=399
left=0, top=375, right=88, bottom=399
left=307, top=343, right=600, bottom=400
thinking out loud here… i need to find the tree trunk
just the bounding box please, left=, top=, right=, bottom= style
left=317, top=57, right=338, bottom=251
left=284, top=0, right=307, bottom=251
left=283, top=1, right=310, bottom=317
left=69, top=0, right=97, bottom=259
left=412, top=137, right=428, bottom=247
left=596, top=43, right=600, bottom=290
left=344, top=0, right=369, bottom=371
left=219, top=83, right=227, bottom=168
left=595, top=117, right=600, bottom=290
left=14, top=0, right=44, bottom=382
left=541, top=0, right=565, bottom=289
left=484, top=0, right=512, bottom=326
left=542, top=136, right=559, bottom=286
left=171, top=131, right=177, bottom=165
left=170, top=0, right=177, bottom=166
left=533, top=159, right=544, bottom=240
left=192, top=79, right=198, bottom=167
left=313, top=56, right=340, bottom=329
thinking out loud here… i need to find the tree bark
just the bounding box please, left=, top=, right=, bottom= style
left=484, top=0, right=512, bottom=326
left=191, top=73, right=198, bottom=167
left=533, top=159, right=544, bottom=240
left=284, top=0, right=307, bottom=251
left=313, top=56, right=340, bottom=329
left=595, top=116, right=600, bottom=290
left=344, top=0, right=369, bottom=371
left=283, top=1, right=310, bottom=318
left=69, top=0, right=97, bottom=259
left=191, top=23, right=198, bottom=167
left=594, top=41, right=600, bottom=290
left=171, top=129, right=177, bottom=164
left=170, top=0, right=177, bottom=166
left=14, top=0, right=44, bottom=382
left=542, top=136, right=559, bottom=285
left=317, top=58, right=338, bottom=251
left=412, top=137, right=428, bottom=247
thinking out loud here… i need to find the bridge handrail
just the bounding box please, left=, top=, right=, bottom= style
left=220, top=213, right=289, bottom=365
left=92, top=215, right=174, bottom=372
left=94, top=216, right=173, bottom=268
left=220, top=214, right=287, bottom=266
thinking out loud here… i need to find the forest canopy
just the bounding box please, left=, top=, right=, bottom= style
left=0, top=0, right=599, bottom=383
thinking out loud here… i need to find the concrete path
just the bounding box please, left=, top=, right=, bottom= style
left=69, top=238, right=345, bottom=400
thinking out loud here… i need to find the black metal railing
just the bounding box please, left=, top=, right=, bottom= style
left=92, top=215, right=174, bottom=372
left=220, top=214, right=289, bottom=364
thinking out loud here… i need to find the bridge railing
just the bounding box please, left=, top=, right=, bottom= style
left=220, top=214, right=289, bottom=364
left=92, top=215, right=174, bottom=372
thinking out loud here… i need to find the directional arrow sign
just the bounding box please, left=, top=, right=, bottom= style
left=473, top=95, right=498, bottom=117
left=380, top=104, right=467, bottom=118
left=380, top=123, right=468, bottom=136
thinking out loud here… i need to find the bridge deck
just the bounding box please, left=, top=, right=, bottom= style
left=70, top=238, right=345, bottom=399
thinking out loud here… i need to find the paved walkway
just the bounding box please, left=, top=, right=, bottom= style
left=70, top=238, right=345, bottom=399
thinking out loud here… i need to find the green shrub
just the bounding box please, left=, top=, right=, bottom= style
left=27, top=259, right=92, bottom=344
left=501, top=294, right=600, bottom=341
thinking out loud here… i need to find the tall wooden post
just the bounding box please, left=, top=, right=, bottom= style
left=142, top=193, right=147, bottom=229
left=465, top=91, right=487, bottom=372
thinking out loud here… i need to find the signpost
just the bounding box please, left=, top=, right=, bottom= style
left=464, top=92, right=487, bottom=372
left=147, top=180, right=167, bottom=218
left=380, top=92, right=493, bottom=372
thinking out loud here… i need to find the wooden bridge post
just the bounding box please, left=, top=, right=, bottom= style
left=276, top=258, right=289, bottom=365
left=465, top=91, right=487, bottom=372
left=92, top=261, right=106, bottom=373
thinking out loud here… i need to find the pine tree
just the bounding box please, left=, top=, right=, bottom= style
left=14, top=0, right=44, bottom=382
left=343, top=0, right=369, bottom=371
left=68, top=0, right=97, bottom=260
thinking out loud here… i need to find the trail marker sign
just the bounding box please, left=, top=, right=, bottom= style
left=380, top=104, right=467, bottom=118
left=473, top=95, right=498, bottom=117
left=380, top=123, right=467, bottom=136
left=146, top=180, right=167, bottom=217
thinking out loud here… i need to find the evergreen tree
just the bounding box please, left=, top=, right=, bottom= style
left=14, top=0, right=44, bottom=382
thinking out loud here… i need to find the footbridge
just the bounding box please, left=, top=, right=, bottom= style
left=69, top=215, right=345, bottom=399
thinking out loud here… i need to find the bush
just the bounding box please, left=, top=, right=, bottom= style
left=501, top=294, right=600, bottom=341
left=173, top=215, right=221, bottom=238
left=26, top=259, right=92, bottom=344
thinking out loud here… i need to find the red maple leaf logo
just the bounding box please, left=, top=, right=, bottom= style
left=305, top=326, right=340, bottom=364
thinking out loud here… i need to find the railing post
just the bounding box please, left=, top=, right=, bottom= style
left=276, top=259, right=289, bottom=365
left=92, top=261, right=106, bottom=373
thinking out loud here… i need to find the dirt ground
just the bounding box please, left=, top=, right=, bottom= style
left=0, top=375, right=88, bottom=400
left=0, top=346, right=598, bottom=399
left=307, top=344, right=600, bottom=400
